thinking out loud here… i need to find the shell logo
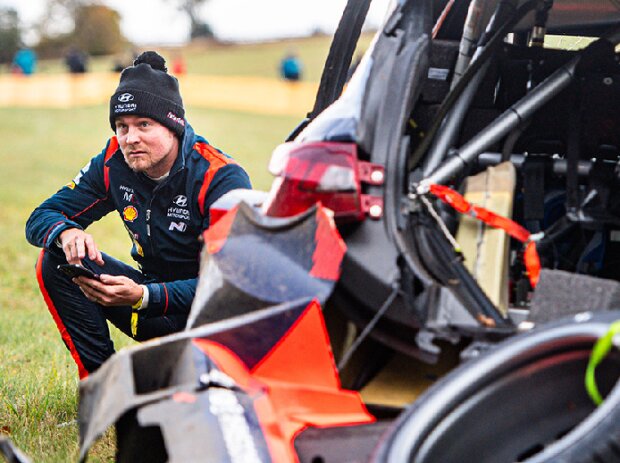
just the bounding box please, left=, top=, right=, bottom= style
left=123, top=205, right=138, bottom=222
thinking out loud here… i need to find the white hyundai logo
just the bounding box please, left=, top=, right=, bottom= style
left=173, top=195, right=188, bottom=207
left=118, top=93, right=134, bottom=102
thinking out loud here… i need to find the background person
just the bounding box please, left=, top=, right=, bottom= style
left=171, top=51, right=187, bottom=75
left=279, top=50, right=302, bottom=81
left=26, top=51, right=251, bottom=379
left=11, top=48, right=37, bottom=75
left=65, top=47, right=88, bottom=74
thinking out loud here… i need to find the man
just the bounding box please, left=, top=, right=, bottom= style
left=26, top=51, right=251, bottom=379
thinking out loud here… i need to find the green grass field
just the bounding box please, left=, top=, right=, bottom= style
left=0, top=100, right=299, bottom=461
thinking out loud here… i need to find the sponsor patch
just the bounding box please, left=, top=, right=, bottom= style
left=167, top=206, right=190, bottom=220
left=173, top=195, right=188, bottom=207
left=114, top=103, right=137, bottom=114
left=167, top=111, right=185, bottom=126
left=120, top=185, right=136, bottom=202
left=169, top=221, right=187, bottom=232
left=123, top=205, right=138, bottom=222
left=123, top=223, right=144, bottom=257
left=118, top=93, right=134, bottom=102
left=65, top=181, right=76, bottom=190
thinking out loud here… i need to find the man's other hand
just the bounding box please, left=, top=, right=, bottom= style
left=59, top=228, right=104, bottom=266
left=74, top=274, right=143, bottom=307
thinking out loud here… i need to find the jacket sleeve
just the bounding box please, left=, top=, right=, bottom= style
left=143, top=163, right=251, bottom=317
left=144, top=278, right=197, bottom=318
left=25, top=141, right=116, bottom=249
left=202, top=163, right=252, bottom=228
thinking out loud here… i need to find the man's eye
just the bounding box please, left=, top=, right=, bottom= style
left=140, top=121, right=150, bottom=128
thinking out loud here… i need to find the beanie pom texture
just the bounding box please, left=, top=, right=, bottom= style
left=133, top=51, right=167, bottom=72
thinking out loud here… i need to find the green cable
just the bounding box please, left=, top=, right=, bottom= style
left=585, top=320, right=620, bottom=405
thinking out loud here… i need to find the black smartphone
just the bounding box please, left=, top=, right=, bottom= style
left=57, top=264, right=100, bottom=280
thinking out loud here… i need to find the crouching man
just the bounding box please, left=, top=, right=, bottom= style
left=25, top=51, right=251, bottom=379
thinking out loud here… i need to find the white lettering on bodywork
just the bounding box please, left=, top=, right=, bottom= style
left=209, top=388, right=262, bottom=463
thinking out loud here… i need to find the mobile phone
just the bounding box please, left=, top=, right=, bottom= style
left=57, top=264, right=100, bottom=280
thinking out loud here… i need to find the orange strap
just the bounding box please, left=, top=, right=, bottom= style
left=429, top=184, right=541, bottom=287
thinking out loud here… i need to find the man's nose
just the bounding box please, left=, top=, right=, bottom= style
left=125, top=126, right=140, bottom=144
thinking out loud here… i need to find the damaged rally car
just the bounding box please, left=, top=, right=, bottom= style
left=76, top=0, right=620, bottom=462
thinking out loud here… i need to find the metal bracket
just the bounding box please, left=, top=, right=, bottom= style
left=358, top=161, right=385, bottom=186
left=360, top=194, right=384, bottom=219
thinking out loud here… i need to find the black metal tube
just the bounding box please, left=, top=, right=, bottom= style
left=422, top=0, right=520, bottom=176
left=477, top=152, right=615, bottom=177
left=419, top=56, right=578, bottom=191
left=411, top=0, right=536, bottom=176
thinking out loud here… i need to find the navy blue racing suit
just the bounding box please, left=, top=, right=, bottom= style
left=26, top=123, right=251, bottom=377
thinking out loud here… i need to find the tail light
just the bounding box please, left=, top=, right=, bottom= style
left=262, top=141, right=384, bottom=222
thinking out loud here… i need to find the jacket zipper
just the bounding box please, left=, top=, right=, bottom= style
left=144, top=167, right=185, bottom=256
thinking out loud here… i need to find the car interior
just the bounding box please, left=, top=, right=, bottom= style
left=309, top=0, right=620, bottom=413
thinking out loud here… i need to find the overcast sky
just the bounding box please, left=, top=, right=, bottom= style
left=0, top=0, right=393, bottom=45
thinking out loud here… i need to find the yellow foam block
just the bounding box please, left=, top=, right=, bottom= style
left=455, top=162, right=516, bottom=315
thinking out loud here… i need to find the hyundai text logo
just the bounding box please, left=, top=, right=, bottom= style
left=118, top=93, right=134, bottom=102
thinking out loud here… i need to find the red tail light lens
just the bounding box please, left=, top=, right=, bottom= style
left=262, top=141, right=384, bottom=222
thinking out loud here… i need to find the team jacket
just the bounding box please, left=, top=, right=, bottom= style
left=26, top=123, right=251, bottom=318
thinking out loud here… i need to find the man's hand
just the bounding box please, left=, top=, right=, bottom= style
left=74, top=274, right=143, bottom=307
left=59, top=228, right=104, bottom=266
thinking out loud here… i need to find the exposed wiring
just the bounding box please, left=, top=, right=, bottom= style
left=337, top=282, right=401, bottom=372
left=432, top=0, right=455, bottom=39
left=418, top=194, right=462, bottom=253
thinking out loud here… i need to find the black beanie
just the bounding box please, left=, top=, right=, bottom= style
left=109, top=51, right=185, bottom=138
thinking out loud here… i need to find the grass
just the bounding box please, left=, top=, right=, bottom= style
left=0, top=103, right=299, bottom=461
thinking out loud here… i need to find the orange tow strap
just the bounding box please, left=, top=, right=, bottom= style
left=429, top=184, right=541, bottom=287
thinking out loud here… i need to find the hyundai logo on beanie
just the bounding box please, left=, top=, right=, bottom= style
left=109, top=51, right=185, bottom=138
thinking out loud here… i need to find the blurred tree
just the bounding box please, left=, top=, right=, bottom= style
left=73, top=4, right=126, bottom=55
left=176, top=0, right=215, bottom=40
left=36, top=1, right=128, bottom=58
left=37, top=0, right=81, bottom=40
left=0, top=7, right=22, bottom=64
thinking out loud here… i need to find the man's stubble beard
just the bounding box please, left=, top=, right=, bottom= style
left=123, top=153, right=151, bottom=174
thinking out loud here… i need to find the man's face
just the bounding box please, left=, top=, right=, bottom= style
left=115, top=115, right=179, bottom=178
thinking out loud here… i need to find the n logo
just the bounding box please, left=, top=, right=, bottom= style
left=169, top=221, right=187, bottom=232
left=123, top=192, right=134, bottom=202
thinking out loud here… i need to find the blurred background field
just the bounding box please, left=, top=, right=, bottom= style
left=0, top=40, right=326, bottom=462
